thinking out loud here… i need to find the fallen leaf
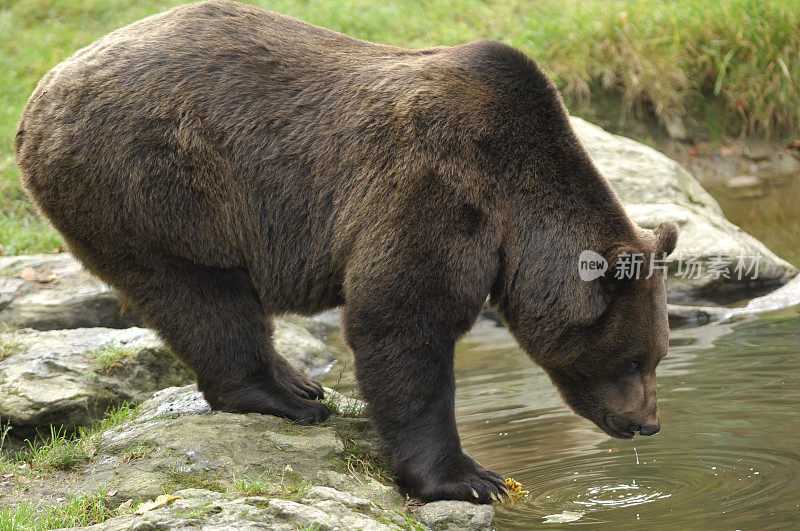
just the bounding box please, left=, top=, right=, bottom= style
left=107, top=488, right=118, bottom=497
left=501, top=477, right=529, bottom=506
left=19, top=266, right=57, bottom=283
left=20, top=267, right=37, bottom=282
left=17, top=476, right=30, bottom=484
left=504, top=477, right=524, bottom=493
left=117, top=499, right=133, bottom=512
left=135, top=494, right=180, bottom=515
left=2, top=473, right=13, bottom=478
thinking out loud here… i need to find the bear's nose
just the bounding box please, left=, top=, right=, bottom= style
left=637, top=424, right=660, bottom=436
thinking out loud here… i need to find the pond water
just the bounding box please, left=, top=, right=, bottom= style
left=322, top=305, right=800, bottom=529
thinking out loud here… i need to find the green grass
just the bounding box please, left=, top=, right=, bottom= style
left=1, top=0, right=798, bottom=254
left=376, top=510, right=427, bottom=531
left=0, top=404, right=139, bottom=529
left=87, top=342, right=143, bottom=373
left=0, top=402, right=139, bottom=475
left=118, top=443, right=153, bottom=463
left=22, top=425, right=88, bottom=472
left=0, top=488, right=116, bottom=530
left=233, top=468, right=312, bottom=500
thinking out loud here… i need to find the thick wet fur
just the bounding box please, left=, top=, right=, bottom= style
left=15, top=1, right=677, bottom=502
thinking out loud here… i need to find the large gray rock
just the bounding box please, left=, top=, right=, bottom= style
left=0, top=320, right=333, bottom=433
left=0, top=327, right=193, bottom=434
left=0, top=254, right=139, bottom=330
left=0, top=254, right=340, bottom=342
left=66, top=385, right=492, bottom=530
left=414, top=501, right=494, bottom=530
left=75, top=487, right=404, bottom=530
left=572, top=117, right=797, bottom=303
left=668, top=272, right=800, bottom=327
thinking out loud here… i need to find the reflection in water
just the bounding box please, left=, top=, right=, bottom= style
left=454, top=310, right=800, bottom=529
left=323, top=305, right=800, bottom=529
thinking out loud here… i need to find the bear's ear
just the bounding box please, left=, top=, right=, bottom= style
left=599, top=244, right=643, bottom=294
left=654, top=222, right=678, bottom=257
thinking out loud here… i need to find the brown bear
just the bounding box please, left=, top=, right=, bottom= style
left=15, top=0, right=677, bottom=503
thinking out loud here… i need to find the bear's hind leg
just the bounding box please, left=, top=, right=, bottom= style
left=98, top=253, right=329, bottom=424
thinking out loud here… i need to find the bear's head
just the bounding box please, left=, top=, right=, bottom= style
left=550, top=222, right=677, bottom=438
left=494, top=221, right=678, bottom=439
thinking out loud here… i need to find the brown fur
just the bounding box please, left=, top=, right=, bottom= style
left=15, top=0, right=677, bottom=502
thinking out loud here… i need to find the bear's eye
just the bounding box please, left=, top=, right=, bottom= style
left=626, top=358, right=644, bottom=373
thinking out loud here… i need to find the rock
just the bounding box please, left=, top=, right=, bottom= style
left=274, top=324, right=335, bottom=378
left=669, top=272, right=800, bottom=327
left=742, top=143, right=772, bottom=161
left=776, top=152, right=800, bottom=178
left=0, top=321, right=333, bottom=433
left=414, top=500, right=494, bottom=530
left=0, top=254, right=340, bottom=345
left=64, top=385, right=493, bottom=530
left=280, top=310, right=342, bottom=339
left=81, top=385, right=388, bottom=503
left=724, top=175, right=767, bottom=199
left=725, top=175, right=762, bottom=189
left=0, top=327, right=193, bottom=435
left=74, top=487, right=407, bottom=530
left=303, top=485, right=374, bottom=511
left=572, top=117, right=797, bottom=302
left=663, top=115, right=688, bottom=141
left=667, top=304, right=728, bottom=327
left=0, top=254, right=140, bottom=330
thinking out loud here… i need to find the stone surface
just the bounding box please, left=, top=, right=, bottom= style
left=669, top=273, right=800, bottom=327
left=414, top=500, right=494, bottom=530
left=0, top=322, right=333, bottom=433
left=0, top=327, right=193, bottom=434
left=572, top=117, right=797, bottom=302
left=66, top=385, right=493, bottom=530
left=0, top=254, right=139, bottom=330
left=74, top=488, right=394, bottom=530
left=0, top=253, right=340, bottom=346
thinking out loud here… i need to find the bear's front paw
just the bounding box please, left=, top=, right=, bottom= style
left=404, top=453, right=508, bottom=504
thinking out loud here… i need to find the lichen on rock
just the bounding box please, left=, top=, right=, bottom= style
left=65, top=385, right=493, bottom=530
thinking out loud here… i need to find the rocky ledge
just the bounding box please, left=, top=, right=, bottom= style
left=572, top=117, right=796, bottom=304
left=0, top=321, right=332, bottom=437
left=69, top=386, right=491, bottom=530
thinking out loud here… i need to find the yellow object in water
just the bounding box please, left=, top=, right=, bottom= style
left=502, top=477, right=528, bottom=505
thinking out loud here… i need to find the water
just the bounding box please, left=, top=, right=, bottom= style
left=322, top=304, right=800, bottom=529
